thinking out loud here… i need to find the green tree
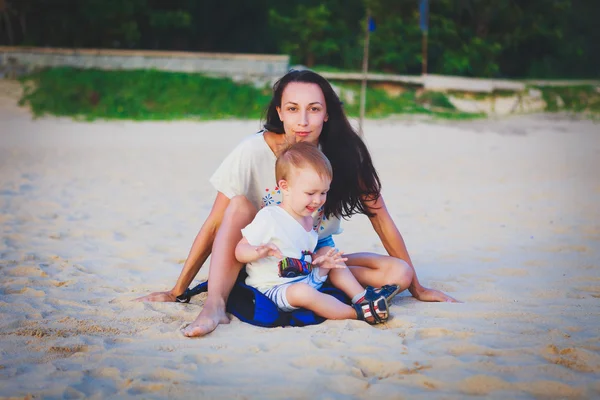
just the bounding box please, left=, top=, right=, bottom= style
left=1, top=0, right=598, bottom=79
left=269, top=4, right=340, bottom=67
left=368, top=9, right=422, bottom=74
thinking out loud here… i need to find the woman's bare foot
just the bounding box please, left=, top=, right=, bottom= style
left=181, top=300, right=230, bottom=337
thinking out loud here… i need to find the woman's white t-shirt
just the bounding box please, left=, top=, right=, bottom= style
left=209, top=131, right=342, bottom=238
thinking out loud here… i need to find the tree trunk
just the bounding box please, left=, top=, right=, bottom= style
left=306, top=51, right=315, bottom=67
left=20, top=13, right=25, bottom=37
left=2, top=11, right=13, bottom=45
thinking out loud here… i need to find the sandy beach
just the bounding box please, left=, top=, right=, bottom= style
left=1, top=92, right=599, bottom=398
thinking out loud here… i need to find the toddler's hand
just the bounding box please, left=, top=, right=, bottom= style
left=312, top=248, right=348, bottom=270
left=255, top=242, right=283, bottom=259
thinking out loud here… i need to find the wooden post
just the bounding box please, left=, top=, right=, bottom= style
left=359, top=8, right=370, bottom=137
left=419, top=0, right=429, bottom=76
left=421, top=31, right=428, bottom=75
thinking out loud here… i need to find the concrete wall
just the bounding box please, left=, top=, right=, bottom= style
left=0, top=47, right=290, bottom=80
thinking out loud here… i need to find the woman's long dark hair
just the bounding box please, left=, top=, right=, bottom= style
left=263, top=69, right=381, bottom=219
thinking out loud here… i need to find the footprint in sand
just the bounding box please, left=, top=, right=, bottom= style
left=51, top=280, right=72, bottom=287
left=17, top=287, right=47, bottom=297
left=517, top=380, right=584, bottom=398
left=183, top=353, right=233, bottom=365
left=62, top=387, right=87, bottom=399
left=447, top=343, right=500, bottom=357
left=0, top=264, right=72, bottom=290
left=48, top=344, right=89, bottom=355
left=362, top=377, right=437, bottom=397
left=156, top=345, right=175, bottom=353
left=575, top=285, right=600, bottom=299
left=143, top=368, right=191, bottom=383
left=73, top=264, right=92, bottom=274
left=356, top=343, right=409, bottom=355
left=87, top=367, right=121, bottom=381
left=344, top=356, right=430, bottom=380
left=582, top=225, right=600, bottom=240
left=48, top=232, right=68, bottom=240
left=4, top=265, right=48, bottom=278
left=415, top=327, right=474, bottom=340
left=458, top=374, right=512, bottom=396
left=104, top=337, right=135, bottom=348
left=0, top=258, right=18, bottom=267
left=73, top=369, right=124, bottom=397
left=320, top=374, right=369, bottom=395
left=531, top=288, right=562, bottom=299
left=0, top=188, right=19, bottom=196
left=547, top=245, right=589, bottom=253
left=572, top=275, right=600, bottom=282
left=310, top=336, right=347, bottom=350
left=7, top=326, right=69, bottom=338
left=383, top=317, right=415, bottom=331
left=543, top=344, right=600, bottom=373
left=566, top=284, right=600, bottom=299
left=289, top=355, right=349, bottom=372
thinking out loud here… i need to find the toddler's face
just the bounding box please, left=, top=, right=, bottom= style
left=282, top=166, right=330, bottom=220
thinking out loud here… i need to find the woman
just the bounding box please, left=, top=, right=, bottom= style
left=136, top=70, right=457, bottom=337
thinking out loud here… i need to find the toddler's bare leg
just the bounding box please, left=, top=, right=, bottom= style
left=328, top=267, right=366, bottom=299
left=286, top=283, right=356, bottom=320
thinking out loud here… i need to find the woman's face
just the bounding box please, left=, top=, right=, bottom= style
left=276, top=82, right=328, bottom=145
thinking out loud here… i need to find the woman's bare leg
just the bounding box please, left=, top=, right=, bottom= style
left=344, top=252, right=414, bottom=292
left=182, top=196, right=256, bottom=337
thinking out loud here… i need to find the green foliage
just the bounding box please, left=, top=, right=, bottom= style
left=19, top=68, right=272, bottom=121
left=334, top=83, right=478, bottom=120
left=343, top=87, right=421, bottom=117
left=76, top=0, right=146, bottom=47
left=18, top=67, right=482, bottom=121
left=269, top=4, right=339, bottom=67
left=369, top=13, right=422, bottom=73
left=2, top=0, right=598, bottom=79
left=538, top=86, right=600, bottom=113
left=416, top=91, right=456, bottom=110
left=149, top=10, right=191, bottom=30
left=312, top=65, right=361, bottom=74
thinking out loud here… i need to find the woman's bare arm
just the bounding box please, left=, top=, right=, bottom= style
left=134, top=192, right=231, bottom=302
left=364, top=194, right=457, bottom=302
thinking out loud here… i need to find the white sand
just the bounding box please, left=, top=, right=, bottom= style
left=1, top=96, right=599, bottom=398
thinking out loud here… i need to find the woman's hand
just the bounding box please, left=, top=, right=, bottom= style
left=312, top=248, right=348, bottom=270
left=133, top=290, right=177, bottom=302
left=412, top=286, right=459, bottom=303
